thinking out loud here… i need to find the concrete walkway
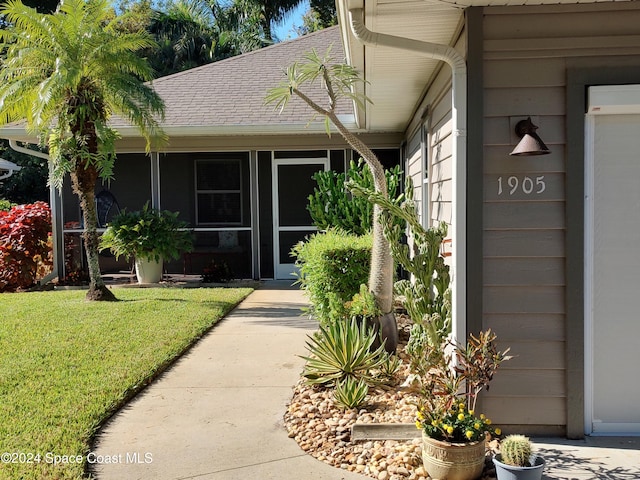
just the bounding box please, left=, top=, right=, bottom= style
left=90, top=282, right=640, bottom=480
left=91, top=281, right=367, bottom=480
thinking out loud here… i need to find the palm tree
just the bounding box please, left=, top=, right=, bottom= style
left=266, top=49, right=398, bottom=353
left=0, top=0, right=166, bottom=301
left=149, top=0, right=217, bottom=75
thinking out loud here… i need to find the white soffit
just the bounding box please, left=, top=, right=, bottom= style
left=588, top=85, right=640, bottom=115
left=340, top=0, right=463, bottom=132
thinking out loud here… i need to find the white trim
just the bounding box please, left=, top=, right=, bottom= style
left=588, top=84, right=640, bottom=115
left=583, top=113, right=596, bottom=436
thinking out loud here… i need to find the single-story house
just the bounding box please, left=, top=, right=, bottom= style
left=3, top=0, right=640, bottom=439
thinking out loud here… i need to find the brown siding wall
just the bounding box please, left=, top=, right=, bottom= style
left=481, top=2, right=640, bottom=435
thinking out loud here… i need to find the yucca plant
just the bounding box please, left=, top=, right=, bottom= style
left=333, top=376, right=369, bottom=410
left=379, top=351, right=402, bottom=379
left=301, top=318, right=387, bottom=386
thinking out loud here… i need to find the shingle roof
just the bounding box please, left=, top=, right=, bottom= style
left=142, top=26, right=354, bottom=133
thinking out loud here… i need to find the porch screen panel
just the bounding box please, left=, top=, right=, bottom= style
left=277, top=163, right=318, bottom=226
left=195, top=154, right=251, bottom=227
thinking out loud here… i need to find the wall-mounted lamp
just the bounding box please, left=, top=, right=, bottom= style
left=510, top=117, right=551, bottom=156
left=0, top=158, right=22, bottom=181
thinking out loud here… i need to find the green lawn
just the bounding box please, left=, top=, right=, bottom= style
left=0, top=287, right=253, bottom=480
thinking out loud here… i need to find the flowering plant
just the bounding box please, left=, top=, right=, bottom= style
left=411, top=329, right=511, bottom=443
left=417, top=402, right=500, bottom=443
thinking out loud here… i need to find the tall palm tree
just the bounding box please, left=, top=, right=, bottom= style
left=266, top=49, right=398, bottom=353
left=0, top=0, right=166, bottom=301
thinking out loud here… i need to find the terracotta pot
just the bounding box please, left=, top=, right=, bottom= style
left=422, top=433, right=486, bottom=480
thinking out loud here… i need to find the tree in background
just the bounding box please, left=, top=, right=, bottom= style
left=297, top=0, right=336, bottom=36
left=0, top=0, right=166, bottom=301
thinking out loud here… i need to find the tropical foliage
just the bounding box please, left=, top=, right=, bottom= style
left=308, top=159, right=403, bottom=236
left=100, top=204, right=193, bottom=262
left=0, top=0, right=166, bottom=300
left=414, top=330, right=511, bottom=443
left=0, top=202, right=52, bottom=292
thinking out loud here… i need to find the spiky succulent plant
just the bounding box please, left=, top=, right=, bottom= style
left=501, top=434, right=533, bottom=467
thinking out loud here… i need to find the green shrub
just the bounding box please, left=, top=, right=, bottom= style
left=334, top=376, right=369, bottom=410
left=0, top=199, right=14, bottom=212
left=307, top=159, right=403, bottom=235
left=301, top=317, right=387, bottom=386
left=292, top=229, right=371, bottom=325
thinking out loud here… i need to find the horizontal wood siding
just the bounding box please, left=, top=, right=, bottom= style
left=481, top=2, right=640, bottom=434
left=429, top=89, right=453, bottom=226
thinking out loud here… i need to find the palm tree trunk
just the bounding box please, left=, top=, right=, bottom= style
left=292, top=88, right=398, bottom=352
left=70, top=163, right=117, bottom=302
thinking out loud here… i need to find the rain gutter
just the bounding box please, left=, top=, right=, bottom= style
left=345, top=3, right=468, bottom=341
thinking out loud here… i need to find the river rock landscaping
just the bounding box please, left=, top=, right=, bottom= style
left=284, top=316, right=500, bottom=480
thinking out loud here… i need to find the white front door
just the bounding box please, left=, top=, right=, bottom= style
left=272, top=158, right=329, bottom=280
left=585, top=86, right=640, bottom=435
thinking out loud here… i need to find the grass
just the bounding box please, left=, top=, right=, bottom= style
left=0, top=286, right=253, bottom=480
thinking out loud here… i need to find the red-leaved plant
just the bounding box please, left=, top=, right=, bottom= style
left=0, top=201, right=53, bottom=292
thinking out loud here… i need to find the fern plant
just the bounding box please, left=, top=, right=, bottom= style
left=301, top=318, right=387, bottom=386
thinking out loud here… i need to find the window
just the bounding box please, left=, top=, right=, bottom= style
left=195, top=159, right=243, bottom=225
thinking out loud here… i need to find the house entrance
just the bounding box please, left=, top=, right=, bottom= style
left=585, top=86, right=640, bottom=435
left=272, top=158, right=328, bottom=279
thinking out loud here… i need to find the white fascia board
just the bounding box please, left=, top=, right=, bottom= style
left=0, top=114, right=361, bottom=140
left=588, top=85, right=640, bottom=115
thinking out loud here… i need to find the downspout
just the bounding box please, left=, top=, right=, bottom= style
left=8, top=140, right=62, bottom=285
left=346, top=5, right=468, bottom=342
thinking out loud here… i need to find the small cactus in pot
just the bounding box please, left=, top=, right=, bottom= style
left=493, top=434, right=545, bottom=480
left=501, top=435, right=533, bottom=467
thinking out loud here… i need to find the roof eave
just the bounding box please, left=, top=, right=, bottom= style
left=0, top=114, right=361, bottom=144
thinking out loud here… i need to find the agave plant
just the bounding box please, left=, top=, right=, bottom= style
left=334, top=376, right=369, bottom=410
left=301, top=318, right=387, bottom=386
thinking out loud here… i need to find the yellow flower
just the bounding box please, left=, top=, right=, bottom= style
left=474, top=422, right=481, bottom=430
left=431, top=420, right=438, bottom=427
left=468, top=409, right=474, bottom=415
left=446, top=425, right=454, bottom=434
left=465, top=430, right=474, bottom=439
left=417, top=411, right=425, bottom=420
left=457, top=413, right=465, bottom=421
left=480, top=413, right=486, bottom=420
left=459, top=402, right=465, bottom=410
left=416, top=421, right=422, bottom=430
left=495, top=428, right=502, bottom=435
left=485, top=418, right=492, bottom=425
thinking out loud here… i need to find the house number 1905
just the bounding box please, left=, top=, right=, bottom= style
left=497, top=175, right=546, bottom=196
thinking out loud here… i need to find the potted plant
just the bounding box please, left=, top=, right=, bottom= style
left=99, top=203, right=193, bottom=283
left=493, top=435, right=545, bottom=480
left=413, top=330, right=512, bottom=480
